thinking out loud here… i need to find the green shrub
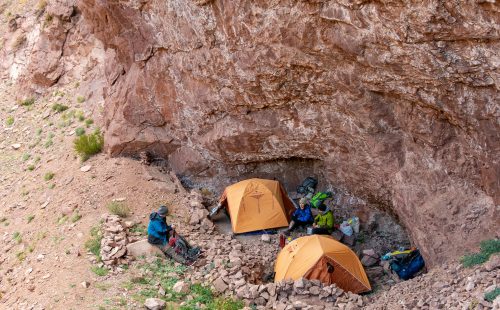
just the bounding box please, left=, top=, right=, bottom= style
left=75, top=127, right=85, bottom=136
left=13, top=232, right=22, bottom=243
left=485, top=287, right=500, bottom=302
left=76, top=96, right=85, bottom=103
left=107, top=201, right=130, bottom=218
left=85, top=226, right=103, bottom=260
left=73, top=129, right=104, bottom=161
left=461, top=239, right=500, bottom=267
left=22, top=153, right=31, bottom=161
left=91, top=266, right=109, bottom=276
left=20, top=98, right=35, bottom=106
left=85, top=119, right=94, bottom=127
left=44, top=172, right=54, bottom=181
left=16, top=251, right=26, bottom=261
left=27, top=215, right=35, bottom=223
left=27, top=165, right=35, bottom=171
left=71, top=212, right=82, bottom=223
left=6, top=116, right=14, bottom=126
left=52, top=103, right=68, bottom=113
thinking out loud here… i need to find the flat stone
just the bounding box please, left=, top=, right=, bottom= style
left=11, top=143, right=21, bottom=149
left=80, top=165, right=92, bottom=172
left=81, top=281, right=90, bottom=288
left=126, top=240, right=163, bottom=258
left=213, top=277, right=228, bottom=293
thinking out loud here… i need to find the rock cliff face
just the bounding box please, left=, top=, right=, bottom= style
left=49, top=0, right=500, bottom=265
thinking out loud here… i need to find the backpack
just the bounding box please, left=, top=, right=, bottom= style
left=389, top=249, right=425, bottom=280
left=297, top=177, right=318, bottom=195
left=310, top=191, right=333, bottom=208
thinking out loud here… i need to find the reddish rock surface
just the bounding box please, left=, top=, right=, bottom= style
left=3, top=0, right=498, bottom=267
left=74, top=0, right=499, bottom=266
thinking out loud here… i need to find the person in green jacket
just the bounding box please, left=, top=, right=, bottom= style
left=312, top=204, right=334, bottom=235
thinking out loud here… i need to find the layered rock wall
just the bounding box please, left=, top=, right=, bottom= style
left=71, top=0, right=499, bottom=265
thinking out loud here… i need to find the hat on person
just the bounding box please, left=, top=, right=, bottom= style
left=158, top=205, right=169, bottom=216
left=318, top=204, right=327, bottom=212
left=299, top=197, right=308, bottom=205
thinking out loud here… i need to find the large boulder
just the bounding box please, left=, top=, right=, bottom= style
left=126, top=240, right=164, bottom=258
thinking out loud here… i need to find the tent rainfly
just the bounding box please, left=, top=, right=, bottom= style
left=274, top=235, right=371, bottom=294
left=219, top=178, right=295, bottom=234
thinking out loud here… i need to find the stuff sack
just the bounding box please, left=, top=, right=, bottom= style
left=390, top=249, right=425, bottom=280
left=310, top=191, right=333, bottom=208
left=297, top=177, right=318, bottom=195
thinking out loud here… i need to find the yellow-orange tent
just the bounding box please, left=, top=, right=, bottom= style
left=274, top=235, right=371, bottom=294
left=219, top=178, right=295, bottom=234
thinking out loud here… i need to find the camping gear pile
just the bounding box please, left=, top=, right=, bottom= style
left=382, top=247, right=425, bottom=280
left=167, top=229, right=202, bottom=264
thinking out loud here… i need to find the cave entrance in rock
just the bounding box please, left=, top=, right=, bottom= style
left=182, top=157, right=419, bottom=290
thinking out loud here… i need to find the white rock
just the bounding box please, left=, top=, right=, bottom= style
left=144, top=298, right=166, bottom=310
left=172, top=281, right=190, bottom=294
left=465, top=282, right=475, bottom=292
left=80, top=165, right=92, bottom=172
left=261, top=234, right=271, bottom=243
left=11, top=143, right=21, bottom=150
left=81, top=281, right=90, bottom=288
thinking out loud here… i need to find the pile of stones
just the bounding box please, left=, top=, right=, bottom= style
left=99, top=214, right=135, bottom=267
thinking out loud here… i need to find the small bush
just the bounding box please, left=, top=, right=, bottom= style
left=27, top=165, right=35, bottom=171
left=13, top=232, right=22, bottom=243
left=485, top=287, right=500, bottom=302
left=85, top=226, right=103, bottom=260
left=27, top=215, right=35, bottom=223
left=85, top=119, right=94, bottom=127
left=36, top=128, right=42, bottom=135
left=76, top=96, right=85, bottom=103
left=75, top=127, right=85, bottom=136
left=91, top=266, right=109, bottom=276
left=52, top=103, right=68, bottom=113
left=461, top=239, right=500, bottom=267
left=22, top=153, right=31, bottom=161
left=48, top=183, right=55, bottom=189
left=71, top=212, right=82, bottom=223
left=73, top=129, right=104, bottom=161
left=130, top=223, right=147, bottom=235
left=44, top=172, right=54, bottom=181
left=107, top=201, right=130, bottom=218
left=16, top=251, right=26, bottom=261
left=20, top=98, right=35, bottom=106
left=6, top=116, right=14, bottom=126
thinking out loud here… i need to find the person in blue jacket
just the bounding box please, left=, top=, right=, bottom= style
left=147, top=205, right=186, bottom=264
left=285, top=198, right=314, bottom=235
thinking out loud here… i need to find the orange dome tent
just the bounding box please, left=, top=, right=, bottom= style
left=219, top=178, right=295, bottom=234
left=274, top=235, right=371, bottom=294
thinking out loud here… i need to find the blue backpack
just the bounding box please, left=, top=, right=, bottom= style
left=390, top=249, right=425, bottom=280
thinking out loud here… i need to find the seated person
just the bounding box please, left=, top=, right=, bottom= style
left=285, top=198, right=313, bottom=234
left=147, top=205, right=187, bottom=264
left=312, top=204, right=334, bottom=235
